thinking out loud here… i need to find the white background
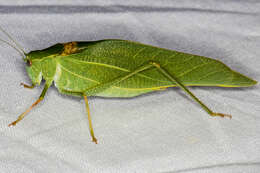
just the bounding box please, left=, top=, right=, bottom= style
left=0, top=1, right=259, bottom=173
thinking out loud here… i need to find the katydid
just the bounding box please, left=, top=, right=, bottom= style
left=0, top=26, right=257, bottom=144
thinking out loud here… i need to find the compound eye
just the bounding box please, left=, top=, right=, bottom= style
left=26, top=60, right=32, bottom=66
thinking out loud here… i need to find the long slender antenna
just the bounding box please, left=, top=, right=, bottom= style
left=0, top=38, right=25, bottom=58
left=0, top=25, right=26, bottom=55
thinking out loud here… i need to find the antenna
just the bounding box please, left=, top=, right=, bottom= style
left=0, top=25, right=26, bottom=55
left=0, top=37, right=25, bottom=58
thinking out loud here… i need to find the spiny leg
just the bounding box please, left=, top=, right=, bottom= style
left=20, top=83, right=35, bottom=89
left=150, top=62, right=232, bottom=119
left=83, top=95, right=97, bottom=144
left=78, top=61, right=231, bottom=143
left=8, top=83, right=50, bottom=126
left=79, top=61, right=230, bottom=143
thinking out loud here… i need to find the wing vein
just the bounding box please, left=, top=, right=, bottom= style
left=65, top=58, right=169, bottom=83
left=132, top=47, right=147, bottom=59
left=177, top=61, right=214, bottom=78
left=195, top=69, right=226, bottom=82
left=59, top=64, right=100, bottom=84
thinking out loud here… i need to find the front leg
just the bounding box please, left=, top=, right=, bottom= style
left=20, top=83, right=35, bottom=89
left=9, top=83, right=51, bottom=126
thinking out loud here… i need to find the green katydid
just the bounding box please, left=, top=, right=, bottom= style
left=0, top=26, right=257, bottom=144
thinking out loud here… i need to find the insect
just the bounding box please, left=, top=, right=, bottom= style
left=0, top=26, right=257, bottom=144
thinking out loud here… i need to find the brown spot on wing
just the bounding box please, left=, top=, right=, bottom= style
left=61, top=42, right=78, bottom=56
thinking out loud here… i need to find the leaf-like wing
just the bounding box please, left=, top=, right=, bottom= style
left=55, top=40, right=256, bottom=97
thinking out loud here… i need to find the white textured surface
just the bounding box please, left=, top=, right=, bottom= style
left=0, top=1, right=260, bottom=173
